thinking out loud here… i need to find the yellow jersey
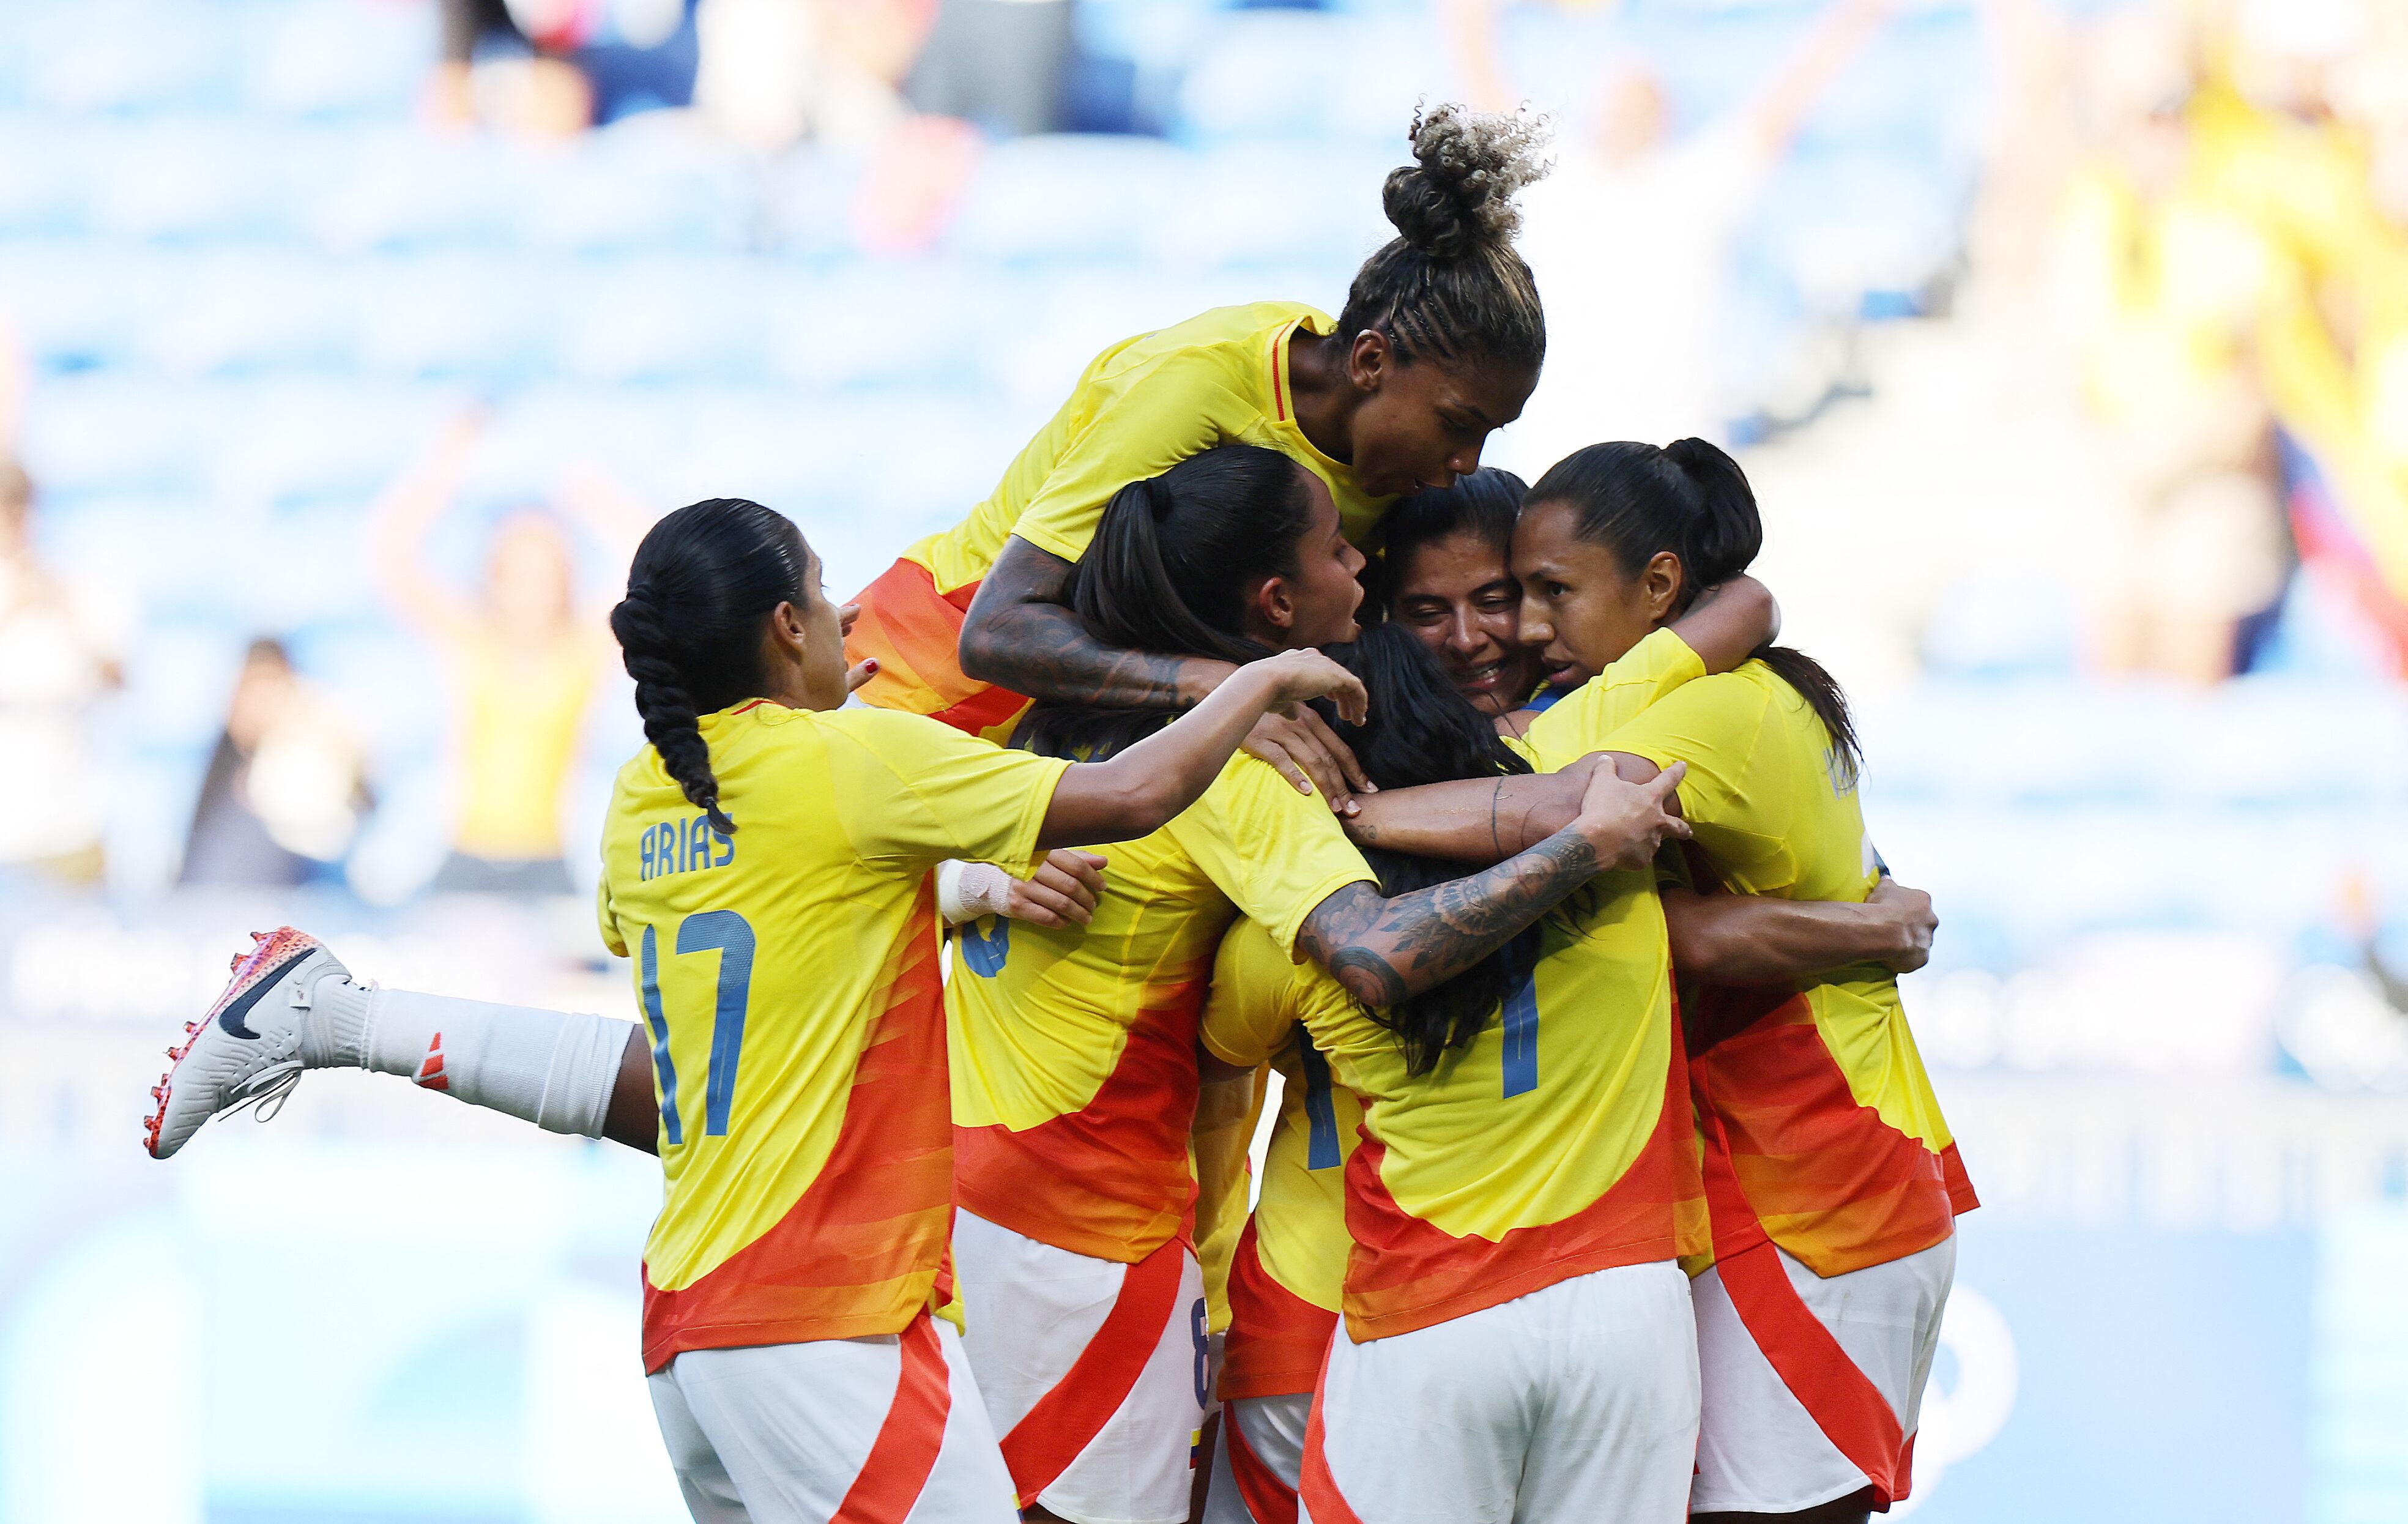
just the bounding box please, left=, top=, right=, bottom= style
left=1600, top=664, right=1978, bottom=1276
left=846, top=303, right=1393, bottom=734
left=447, top=625, right=596, bottom=861
left=1200, top=916, right=1363, bottom=1399
left=595, top=700, right=1068, bottom=1372
left=947, top=753, right=1376, bottom=1264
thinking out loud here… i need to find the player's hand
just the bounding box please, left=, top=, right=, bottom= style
left=1243, top=706, right=1375, bottom=816
left=1570, top=761, right=1692, bottom=871
left=1257, top=648, right=1369, bottom=726
left=1004, top=850, right=1109, bottom=929
left=1868, top=875, right=1936, bottom=973
left=838, top=603, right=878, bottom=693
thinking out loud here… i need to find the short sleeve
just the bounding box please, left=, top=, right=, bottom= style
left=1201, top=918, right=1303, bottom=1068
left=1169, top=757, right=1377, bottom=957
left=595, top=871, right=628, bottom=959
left=818, top=709, right=1071, bottom=874
left=1521, top=626, right=1707, bottom=770
left=1008, top=351, right=1249, bottom=565
left=1599, top=672, right=1775, bottom=846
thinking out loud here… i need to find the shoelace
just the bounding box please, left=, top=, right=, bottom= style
left=219, top=1061, right=304, bottom=1125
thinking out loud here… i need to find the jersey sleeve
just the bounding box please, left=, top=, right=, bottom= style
left=1170, top=757, right=1378, bottom=959
left=1201, top=917, right=1305, bottom=1068
left=1520, top=626, right=1707, bottom=770
left=1599, top=671, right=1778, bottom=848
left=594, top=871, right=628, bottom=959
left=819, top=708, right=1072, bottom=874
left=1007, top=349, right=1252, bottom=565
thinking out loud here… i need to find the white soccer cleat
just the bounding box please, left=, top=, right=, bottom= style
left=144, top=927, right=351, bottom=1159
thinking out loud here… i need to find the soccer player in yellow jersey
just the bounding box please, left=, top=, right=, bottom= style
left=1194, top=623, right=1940, bottom=1524
left=1351, top=439, right=1968, bottom=1524
left=844, top=105, right=1550, bottom=803
left=1367, top=468, right=1548, bottom=720
left=938, top=445, right=1693, bottom=1524
left=154, top=496, right=1391, bottom=1522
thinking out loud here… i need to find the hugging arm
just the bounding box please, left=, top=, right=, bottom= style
left=1663, top=877, right=1938, bottom=985
left=1296, top=765, right=1690, bottom=1007
left=1343, top=751, right=1653, bottom=865
left=958, top=537, right=1233, bottom=709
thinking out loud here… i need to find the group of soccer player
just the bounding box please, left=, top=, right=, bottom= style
left=146, top=103, right=1975, bottom=1524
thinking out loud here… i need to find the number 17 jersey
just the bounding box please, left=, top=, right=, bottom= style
left=596, top=701, right=1068, bottom=1373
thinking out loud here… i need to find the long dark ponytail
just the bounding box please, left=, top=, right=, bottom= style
left=608, top=497, right=808, bottom=833
left=1329, top=622, right=1539, bottom=1076
left=1335, top=104, right=1550, bottom=374
left=1527, top=438, right=1860, bottom=784
left=1015, top=444, right=1317, bottom=761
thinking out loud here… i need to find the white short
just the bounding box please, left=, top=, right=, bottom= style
left=951, top=1208, right=1209, bottom=1524
left=1203, top=1393, right=1310, bottom=1524
left=1690, top=1233, right=1957, bottom=1515
left=646, top=1316, right=1018, bottom=1524
left=1303, top=1260, right=1700, bottom=1524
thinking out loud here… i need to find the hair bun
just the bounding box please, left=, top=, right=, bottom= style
left=1382, top=103, right=1551, bottom=261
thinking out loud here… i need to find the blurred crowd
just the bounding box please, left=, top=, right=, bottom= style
left=2, top=0, right=2407, bottom=1090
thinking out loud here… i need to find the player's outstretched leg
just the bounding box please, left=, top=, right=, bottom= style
left=145, top=926, right=637, bottom=1159
left=146, top=928, right=353, bottom=1158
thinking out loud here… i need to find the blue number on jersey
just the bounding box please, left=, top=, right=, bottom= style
left=638, top=925, right=683, bottom=1147
left=677, top=910, right=757, bottom=1137
left=1298, top=1029, right=1342, bottom=1169
left=958, top=916, right=1009, bottom=978
left=1499, top=940, right=1539, bottom=1098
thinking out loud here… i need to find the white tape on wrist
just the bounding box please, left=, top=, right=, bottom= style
left=937, top=859, right=1017, bottom=924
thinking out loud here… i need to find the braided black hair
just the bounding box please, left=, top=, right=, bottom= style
left=1528, top=439, right=1860, bottom=783
left=1334, top=103, right=1551, bottom=374
left=608, top=497, right=808, bottom=833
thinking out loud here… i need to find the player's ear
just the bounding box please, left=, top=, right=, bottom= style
left=1639, top=552, right=1684, bottom=622
left=1347, top=329, right=1391, bottom=393
left=1258, top=574, right=1297, bottom=636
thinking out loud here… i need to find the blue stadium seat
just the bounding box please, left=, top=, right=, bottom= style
left=947, top=135, right=1197, bottom=266
left=1173, top=11, right=1427, bottom=147
left=243, top=0, right=429, bottom=119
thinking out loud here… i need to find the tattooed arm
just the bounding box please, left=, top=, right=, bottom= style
left=1298, top=764, right=1691, bottom=1006
left=959, top=535, right=1377, bottom=810
left=958, top=536, right=1234, bottom=708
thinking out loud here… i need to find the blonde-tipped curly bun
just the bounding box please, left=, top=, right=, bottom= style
left=1381, top=103, right=1552, bottom=261
left=1336, top=103, right=1552, bottom=372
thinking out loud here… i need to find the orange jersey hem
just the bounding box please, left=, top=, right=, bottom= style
left=951, top=984, right=1206, bottom=1265
left=1221, top=1220, right=1340, bottom=1402
left=1688, top=985, right=1975, bottom=1278
left=1337, top=1039, right=1708, bottom=1343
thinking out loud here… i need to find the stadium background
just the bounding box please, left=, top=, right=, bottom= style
left=2, top=0, right=2406, bottom=1518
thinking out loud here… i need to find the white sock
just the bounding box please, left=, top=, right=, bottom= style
left=303, top=983, right=631, bottom=1139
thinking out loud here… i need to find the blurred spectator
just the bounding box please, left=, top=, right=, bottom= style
left=692, top=0, right=924, bottom=150
left=431, top=0, right=699, bottom=136
left=179, top=641, right=373, bottom=890
left=370, top=415, right=641, bottom=898
left=2052, top=9, right=2292, bottom=682
left=1452, top=0, right=1894, bottom=469
left=904, top=0, right=1074, bottom=138
left=0, top=459, right=128, bottom=888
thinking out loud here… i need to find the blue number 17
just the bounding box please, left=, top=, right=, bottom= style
left=638, top=908, right=757, bottom=1144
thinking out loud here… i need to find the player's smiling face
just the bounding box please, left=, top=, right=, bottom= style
left=1389, top=529, right=1544, bottom=715
left=1511, top=497, right=1683, bottom=689
left=1347, top=344, right=1534, bottom=500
